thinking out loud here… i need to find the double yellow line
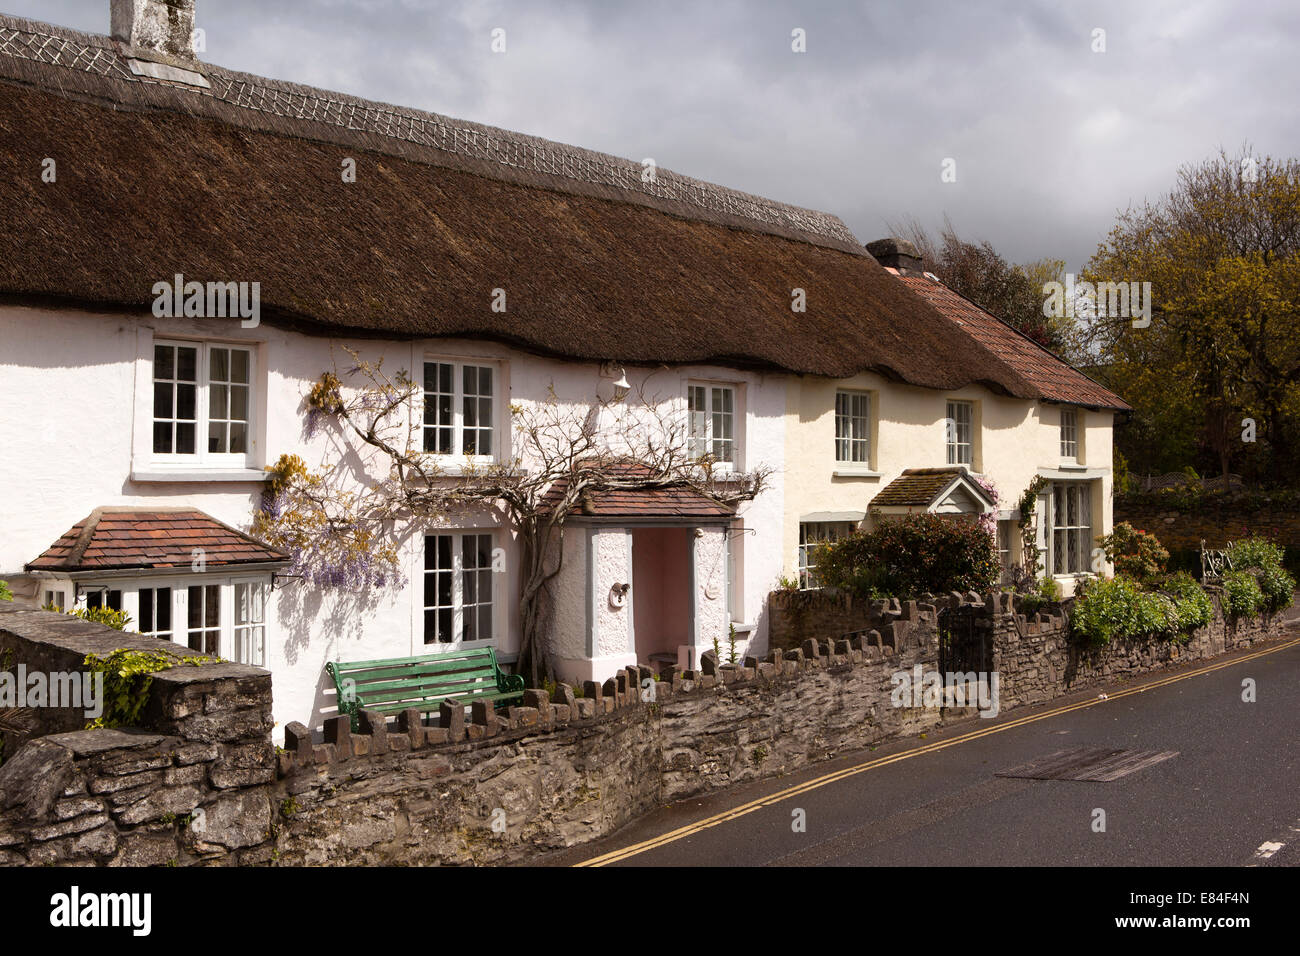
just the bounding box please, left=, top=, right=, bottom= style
left=575, top=635, right=1300, bottom=866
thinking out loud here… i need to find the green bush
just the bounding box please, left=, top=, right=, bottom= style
left=1164, top=572, right=1213, bottom=631
left=70, top=605, right=131, bottom=631
left=0, top=580, right=12, bottom=602
left=1072, top=573, right=1215, bottom=648
left=814, top=513, right=999, bottom=598
left=1221, top=570, right=1266, bottom=618
left=1097, top=522, right=1170, bottom=584
left=1017, top=576, right=1062, bottom=616
left=1071, top=577, right=1142, bottom=648
left=1225, top=536, right=1295, bottom=612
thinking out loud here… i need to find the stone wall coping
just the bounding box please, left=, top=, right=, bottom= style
left=0, top=604, right=269, bottom=683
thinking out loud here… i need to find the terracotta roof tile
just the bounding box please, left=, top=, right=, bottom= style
left=541, top=461, right=735, bottom=520
left=890, top=271, right=1130, bottom=411
left=27, top=508, right=289, bottom=573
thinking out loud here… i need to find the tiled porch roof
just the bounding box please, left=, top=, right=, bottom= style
left=542, top=462, right=735, bottom=521
left=27, top=508, right=289, bottom=573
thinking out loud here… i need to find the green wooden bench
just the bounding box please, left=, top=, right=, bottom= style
left=326, top=647, right=525, bottom=731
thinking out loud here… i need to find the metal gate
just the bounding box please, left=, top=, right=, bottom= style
left=938, top=604, right=992, bottom=676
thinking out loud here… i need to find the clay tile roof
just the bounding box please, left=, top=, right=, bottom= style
left=870, top=467, right=992, bottom=509
left=541, top=461, right=735, bottom=520
left=889, top=271, right=1131, bottom=412
left=26, top=508, right=289, bottom=573
left=0, top=13, right=1042, bottom=397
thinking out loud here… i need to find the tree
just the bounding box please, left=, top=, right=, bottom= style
left=1082, top=148, right=1300, bottom=483
left=252, top=350, right=771, bottom=685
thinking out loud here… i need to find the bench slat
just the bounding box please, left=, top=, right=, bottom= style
left=327, top=646, right=524, bottom=730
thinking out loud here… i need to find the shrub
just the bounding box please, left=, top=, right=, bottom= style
left=1071, top=575, right=1201, bottom=648
left=69, top=605, right=131, bottom=631
left=0, top=580, right=11, bottom=602
left=1226, top=536, right=1295, bottom=612
left=1221, top=570, right=1266, bottom=618
left=814, top=513, right=999, bottom=598
left=1071, top=576, right=1143, bottom=648
left=1017, top=576, right=1062, bottom=617
left=1163, top=572, right=1213, bottom=632
left=1097, top=522, right=1169, bottom=584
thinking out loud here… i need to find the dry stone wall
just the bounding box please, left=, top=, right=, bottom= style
left=0, top=594, right=1285, bottom=866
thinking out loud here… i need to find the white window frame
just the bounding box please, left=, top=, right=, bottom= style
left=151, top=339, right=256, bottom=468
left=41, top=584, right=71, bottom=611
left=835, top=390, right=871, bottom=465
left=136, top=583, right=177, bottom=642
left=231, top=577, right=268, bottom=667
left=1060, top=408, right=1079, bottom=462
left=725, top=524, right=746, bottom=625
left=996, top=520, right=1015, bottom=584
left=946, top=400, right=974, bottom=466
left=1047, top=481, right=1093, bottom=577
left=797, top=521, right=855, bottom=590
left=75, top=575, right=272, bottom=666
left=687, top=382, right=740, bottom=467
left=422, top=531, right=501, bottom=648
left=421, top=359, right=500, bottom=463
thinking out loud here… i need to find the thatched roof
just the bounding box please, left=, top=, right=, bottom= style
left=0, top=13, right=1039, bottom=394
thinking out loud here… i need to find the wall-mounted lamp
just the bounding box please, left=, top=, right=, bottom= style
left=600, top=361, right=631, bottom=402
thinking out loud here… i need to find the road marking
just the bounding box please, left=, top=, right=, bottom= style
left=575, top=635, right=1300, bottom=866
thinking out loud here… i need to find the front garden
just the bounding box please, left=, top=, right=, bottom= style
left=804, top=513, right=1294, bottom=651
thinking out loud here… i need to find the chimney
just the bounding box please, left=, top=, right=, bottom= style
left=111, top=0, right=198, bottom=65
left=865, top=237, right=924, bottom=274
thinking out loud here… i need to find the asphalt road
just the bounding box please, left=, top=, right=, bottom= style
left=548, top=628, right=1300, bottom=867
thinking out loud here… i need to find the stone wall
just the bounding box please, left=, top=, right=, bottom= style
left=269, top=621, right=946, bottom=865
left=0, top=605, right=274, bottom=865
left=1114, top=496, right=1300, bottom=554
left=991, top=589, right=1278, bottom=710
left=0, top=593, right=1285, bottom=866
left=766, top=587, right=873, bottom=652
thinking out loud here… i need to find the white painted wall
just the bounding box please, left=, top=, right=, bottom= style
left=0, top=304, right=787, bottom=736
left=782, top=372, right=1116, bottom=596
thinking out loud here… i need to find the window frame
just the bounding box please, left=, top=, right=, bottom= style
left=797, top=521, right=856, bottom=590
left=946, top=400, right=974, bottom=466
left=1046, top=481, right=1094, bottom=577
left=151, top=338, right=257, bottom=469
left=725, top=523, right=746, bottom=625
left=687, top=381, right=741, bottom=468
left=421, top=358, right=500, bottom=463
left=835, top=390, right=872, bottom=465
left=1060, top=407, right=1079, bottom=462
left=74, top=575, right=271, bottom=666
left=422, top=531, right=501, bottom=648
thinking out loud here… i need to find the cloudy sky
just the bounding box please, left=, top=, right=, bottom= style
left=10, top=0, right=1297, bottom=270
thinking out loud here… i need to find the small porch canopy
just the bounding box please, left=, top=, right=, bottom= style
left=26, top=506, right=290, bottom=583
left=541, top=461, right=736, bottom=524
left=869, top=467, right=995, bottom=517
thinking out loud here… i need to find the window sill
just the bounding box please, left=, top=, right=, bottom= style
left=832, top=467, right=881, bottom=478
left=730, top=622, right=756, bottom=634
left=130, top=468, right=269, bottom=483
left=416, top=458, right=514, bottom=477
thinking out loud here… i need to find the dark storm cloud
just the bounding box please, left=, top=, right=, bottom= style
left=10, top=0, right=1298, bottom=269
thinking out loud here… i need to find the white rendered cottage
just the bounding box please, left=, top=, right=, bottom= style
left=0, top=2, right=1127, bottom=738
